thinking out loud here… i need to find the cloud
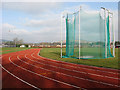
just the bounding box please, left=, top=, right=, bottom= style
left=2, top=2, right=61, bottom=15
left=2, top=23, right=61, bottom=43
left=24, top=18, right=60, bottom=28
left=64, top=4, right=93, bottom=13
left=2, top=2, right=118, bottom=43
left=2, top=23, right=16, bottom=29
left=2, top=2, right=63, bottom=42
left=2, top=23, right=29, bottom=41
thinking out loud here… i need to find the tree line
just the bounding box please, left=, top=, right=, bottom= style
left=4, top=37, right=23, bottom=45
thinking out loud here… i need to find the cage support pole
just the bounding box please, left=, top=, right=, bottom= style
left=61, top=13, right=63, bottom=58
left=101, top=7, right=108, bottom=58
left=109, top=11, right=115, bottom=57
left=79, top=6, right=81, bottom=59
left=112, top=13, right=115, bottom=57
left=104, top=9, right=107, bottom=58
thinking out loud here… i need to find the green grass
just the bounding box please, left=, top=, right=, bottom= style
left=40, top=48, right=119, bottom=69
left=70, top=48, right=107, bottom=58
left=0, top=47, right=31, bottom=55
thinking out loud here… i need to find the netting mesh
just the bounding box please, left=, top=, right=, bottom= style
left=64, top=9, right=113, bottom=59
left=106, top=15, right=113, bottom=57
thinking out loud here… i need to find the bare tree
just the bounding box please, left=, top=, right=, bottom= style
left=13, top=37, right=24, bottom=46
left=13, top=37, right=18, bottom=46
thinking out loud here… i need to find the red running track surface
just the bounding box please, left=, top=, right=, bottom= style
left=1, top=48, right=120, bottom=89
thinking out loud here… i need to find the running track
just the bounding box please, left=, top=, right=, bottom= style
left=1, top=48, right=120, bottom=89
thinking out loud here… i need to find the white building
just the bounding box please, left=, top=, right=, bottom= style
left=20, top=45, right=26, bottom=47
left=28, top=45, right=31, bottom=48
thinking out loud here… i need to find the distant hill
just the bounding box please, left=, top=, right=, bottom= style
left=0, top=39, right=11, bottom=44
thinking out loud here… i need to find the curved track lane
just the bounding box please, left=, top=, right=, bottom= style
left=1, top=48, right=120, bottom=89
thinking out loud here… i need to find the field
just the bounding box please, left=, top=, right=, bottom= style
left=0, top=47, right=31, bottom=55
left=40, top=48, right=119, bottom=69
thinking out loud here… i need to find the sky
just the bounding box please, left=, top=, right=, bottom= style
left=1, top=1, right=118, bottom=43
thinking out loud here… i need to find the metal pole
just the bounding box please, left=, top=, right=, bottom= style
left=79, top=6, right=81, bottom=59
left=112, top=13, right=115, bottom=57
left=109, top=12, right=115, bottom=57
left=101, top=8, right=107, bottom=58
left=15, top=32, right=17, bottom=47
left=108, top=11, right=111, bottom=52
left=9, top=29, right=11, bottom=47
left=104, top=9, right=107, bottom=58
left=61, top=13, right=63, bottom=58
left=15, top=40, right=16, bottom=47
left=101, top=7, right=115, bottom=58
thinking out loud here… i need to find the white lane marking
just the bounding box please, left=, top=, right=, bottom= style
left=36, top=54, right=118, bottom=75
left=23, top=55, right=120, bottom=88
left=0, top=64, right=40, bottom=89
left=9, top=56, right=81, bottom=89
left=37, top=50, right=119, bottom=75
left=30, top=54, right=120, bottom=80
left=37, top=55, right=119, bottom=75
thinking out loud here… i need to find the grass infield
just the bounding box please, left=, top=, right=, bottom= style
left=0, top=47, right=31, bottom=55
left=40, top=48, right=119, bottom=69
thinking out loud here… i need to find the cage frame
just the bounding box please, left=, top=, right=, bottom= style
left=61, top=6, right=115, bottom=59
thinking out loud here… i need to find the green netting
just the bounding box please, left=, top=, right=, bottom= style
left=64, top=10, right=113, bottom=59
left=66, top=14, right=75, bottom=57
left=106, top=16, right=113, bottom=57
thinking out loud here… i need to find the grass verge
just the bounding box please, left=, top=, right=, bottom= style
left=40, top=48, right=119, bottom=69
left=0, top=47, right=31, bottom=55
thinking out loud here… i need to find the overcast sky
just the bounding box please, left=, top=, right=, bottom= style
left=1, top=1, right=118, bottom=43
